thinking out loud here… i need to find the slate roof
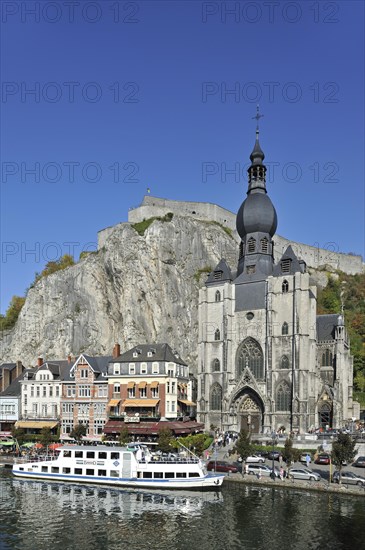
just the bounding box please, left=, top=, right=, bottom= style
left=273, top=245, right=304, bottom=276
left=39, top=361, right=71, bottom=379
left=0, top=369, right=34, bottom=397
left=316, top=314, right=341, bottom=341
left=110, top=343, right=187, bottom=366
left=205, top=258, right=232, bottom=285
left=82, top=355, right=112, bottom=375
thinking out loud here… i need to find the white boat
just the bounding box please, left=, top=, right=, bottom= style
left=12, top=445, right=225, bottom=490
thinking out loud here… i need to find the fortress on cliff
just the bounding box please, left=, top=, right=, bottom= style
left=98, top=195, right=364, bottom=275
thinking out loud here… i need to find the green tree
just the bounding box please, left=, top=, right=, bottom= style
left=40, top=427, right=53, bottom=448
left=331, top=433, right=357, bottom=481
left=70, top=423, right=87, bottom=443
left=157, top=427, right=173, bottom=453
left=282, top=436, right=300, bottom=466
left=118, top=426, right=130, bottom=446
left=233, top=429, right=253, bottom=462
left=0, top=296, right=26, bottom=330
left=34, top=254, right=75, bottom=283
left=11, top=427, right=26, bottom=446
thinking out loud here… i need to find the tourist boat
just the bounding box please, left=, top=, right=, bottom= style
left=12, top=445, right=225, bottom=489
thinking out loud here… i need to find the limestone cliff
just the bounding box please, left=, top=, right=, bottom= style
left=0, top=216, right=237, bottom=369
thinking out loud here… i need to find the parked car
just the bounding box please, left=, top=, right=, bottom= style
left=287, top=467, right=321, bottom=481
left=245, top=454, right=265, bottom=464
left=353, top=456, right=365, bottom=468
left=314, top=453, right=331, bottom=465
left=206, top=461, right=238, bottom=473
left=267, top=451, right=281, bottom=461
left=246, top=464, right=280, bottom=478
left=332, top=471, right=365, bottom=486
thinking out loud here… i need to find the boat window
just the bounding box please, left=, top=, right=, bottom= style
left=74, top=468, right=82, bottom=475
left=86, top=469, right=94, bottom=476
left=86, top=452, right=95, bottom=459
left=153, top=472, right=163, bottom=478
left=110, top=470, right=119, bottom=477
left=75, top=451, right=83, bottom=458
left=64, top=451, right=71, bottom=458
left=98, top=470, right=107, bottom=477
left=164, top=472, right=175, bottom=478
left=63, top=467, right=71, bottom=474
left=98, top=452, right=107, bottom=459
left=143, top=472, right=152, bottom=478
left=41, top=466, right=48, bottom=472
left=51, top=467, right=59, bottom=473
left=189, top=472, right=200, bottom=477
left=176, top=472, right=187, bottom=478
left=19, top=467, right=24, bottom=471
left=110, top=452, right=120, bottom=460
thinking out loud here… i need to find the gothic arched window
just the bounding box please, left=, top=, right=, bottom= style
left=215, top=290, right=221, bottom=302
left=236, top=338, right=264, bottom=379
left=322, top=349, right=333, bottom=366
left=282, top=280, right=289, bottom=293
left=276, top=382, right=291, bottom=411
left=212, top=358, right=220, bottom=372
left=214, top=329, right=220, bottom=341
left=280, top=355, right=290, bottom=369
left=247, top=237, right=256, bottom=253
left=282, top=322, right=289, bottom=335
left=210, top=383, right=222, bottom=411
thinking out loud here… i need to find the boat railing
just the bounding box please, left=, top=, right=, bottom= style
left=13, top=454, right=59, bottom=464
left=139, top=457, right=200, bottom=465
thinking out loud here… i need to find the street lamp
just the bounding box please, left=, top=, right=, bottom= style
left=271, top=431, right=276, bottom=480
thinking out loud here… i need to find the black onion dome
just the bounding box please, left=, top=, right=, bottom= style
left=250, top=138, right=265, bottom=165
left=236, top=193, right=277, bottom=239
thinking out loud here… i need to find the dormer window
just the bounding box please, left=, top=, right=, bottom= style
left=248, top=237, right=256, bottom=253
left=282, top=280, right=289, bottom=293
left=147, top=352, right=152, bottom=357
left=281, top=259, right=291, bottom=274
left=113, top=363, right=120, bottom=375
left=214, top=271, right=223, bottom=280
left=133, top=352, right=138, bottom=358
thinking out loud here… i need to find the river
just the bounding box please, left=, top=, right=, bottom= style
left=0, top=470, right=364, bottom=550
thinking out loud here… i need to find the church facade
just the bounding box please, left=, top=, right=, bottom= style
left=197, top=123, right=355, bottom=435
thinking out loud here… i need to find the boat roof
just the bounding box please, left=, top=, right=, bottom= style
left=60, top=445, right=130, bottom=452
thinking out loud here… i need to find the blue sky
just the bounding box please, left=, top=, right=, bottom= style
left=1, top=0, right=364, bottom=314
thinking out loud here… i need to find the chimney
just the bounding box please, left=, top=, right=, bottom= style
left=1, top=368, right=11, bottom=392
left=37, top=357, right=43, bottom=367
left=15, top=361, right=24, bottom=379
left=113, top=343, right=121, bottom=358
left=67, top=355, right=72, bottom=364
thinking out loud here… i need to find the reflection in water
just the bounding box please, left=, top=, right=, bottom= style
left=0, top=471, right=364, bottom=550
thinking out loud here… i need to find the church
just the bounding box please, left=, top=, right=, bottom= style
left=197, top=117, right=355, bottom=435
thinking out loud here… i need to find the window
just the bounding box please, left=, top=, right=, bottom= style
left=236, top=338, right=264, bottom=379
left=74, top=468, right=82, bottom=475
left=210, top=383, right=222, bottom=411
left=246, top=265, right=255, bottom=274
left=141, top=363, right=147, bottom=374
left=152, top=362, right=159, bottom=373
left=55, top=387, right=59, bottom=397
left=67, top=385, right=75, bottom=398
left=113, top=383, right=121, bottom=395
left=110, top=452, right=120, bottom=460
left=214, top=329, right=220, bottom=341
left=98, top=451, right=107, bottom=459
left=79, top=385, right=91, bottom=397
left=110, top=470, right=119, bottom=477
left=94, top=420, right=104, bottom=434
left=282, top=322, right=289, bottom=336
left=128, top=386, right=135, bottom=398
left=51, top=467, right=59, bottom=473
left=214, top=271, right=223, bottom=280
left=143, top=472, right=152, bottom=478
left=80, top=369, right=88, bottom=378
left=212, top=358, right=220, bottom=372
left=113, top=363, right=120, bottom=375
left=98, top=470, right=107, bottom=477
left=140, top=387, right=147, bottom=398
left=176, top=472, right=187, bottom=478
left=62, top=403, right=74, bottom=413
left=165, top=472, right=175, bottom=478
left=63, top=467, right=71, bottom=474
left=261, top=238, right=268, bottom=253
left=280, top=355, right=290, bottom=369
left=36, top=387, right=40, bottom=398
left=322, top=349, right=333, bottom=367
left=282, top=280, right=289, bottom=293
left=49, top=387, right=53, bottom=397
left=276, top=382, right=291, bottom=411
left=129, top=363, right=135, bottom=374
left=281, top=259, right=291, bottom=274
left=215, top=290, right=221, bottom=302
left=86, top=469, right=94, bottom=476
left=43, top=386, right=47, bottom=397
left=151, top=387, right=159, bottom=398
left=98, top=385, right=107, bottom=397
left=75, top=451, right=83, bottom=458
left=41, top=466, right=48, bottom=472
left=64, top=451, right=71, bottom=458
left=86, top=451, right=95, bottom=459
left=33, top=403, right=38, bottom=416
left=247, top=237, right=256, bottom=253
left=30, top=386, right=34, bottom=397
left=171, top=401, right=175, bottom=412
left=171, top=382, right=176, bottom=394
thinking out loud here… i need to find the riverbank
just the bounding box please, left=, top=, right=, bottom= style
left=224, top=471, right=365, bottom=497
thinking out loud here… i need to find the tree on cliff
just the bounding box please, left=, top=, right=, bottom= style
left=0, top=296, right=26, bottom=330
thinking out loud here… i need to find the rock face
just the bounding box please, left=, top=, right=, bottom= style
left=0, top=216, right=238, bottom=369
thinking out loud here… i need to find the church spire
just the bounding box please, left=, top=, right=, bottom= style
left=248, top=105, right=266, bottom=192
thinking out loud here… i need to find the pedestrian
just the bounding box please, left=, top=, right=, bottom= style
left=279, top=454, right=283, bottom=466
left=279, top=467, right=284, bottom=481
left=305, top=453, right=311, bottom=468
left=245, top=462, right=249, bottom=476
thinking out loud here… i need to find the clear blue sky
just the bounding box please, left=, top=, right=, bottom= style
left=1, top=0, right=364, bottom=314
